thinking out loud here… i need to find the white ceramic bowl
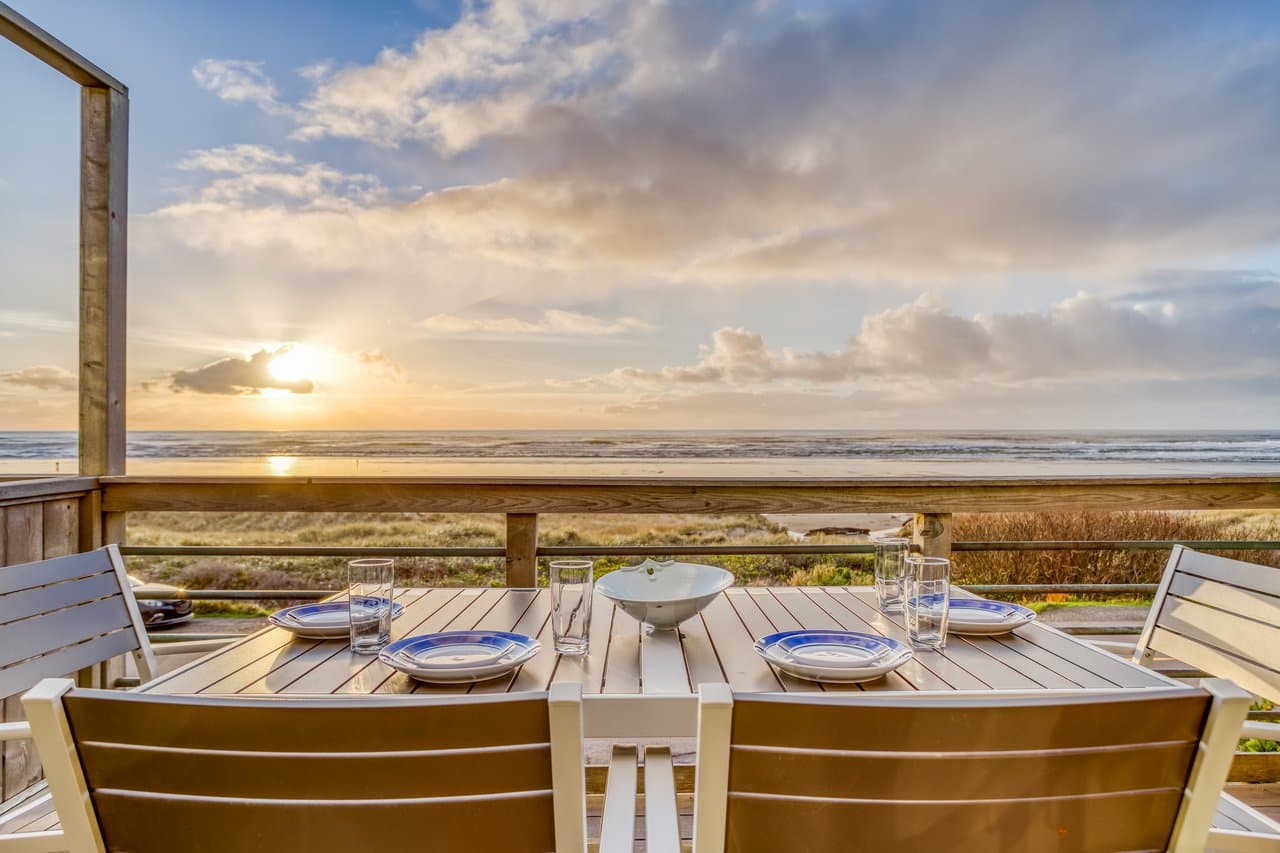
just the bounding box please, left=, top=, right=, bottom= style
left=595, top=559, right=733, bottom=629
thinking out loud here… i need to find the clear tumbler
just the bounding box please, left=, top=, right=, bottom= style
left=905, top=556, right=950, bottom=651
left=348, top=558, right=394, bottom=654
left=550, top=559, right=593, bottom=655
left=873, top=536, right=911, bottom=613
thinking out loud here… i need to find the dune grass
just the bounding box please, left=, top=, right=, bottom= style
left=124, top=509, right=1279, bottom=611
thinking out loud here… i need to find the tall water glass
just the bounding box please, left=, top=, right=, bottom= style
left=550, top=560, right=593, bottom=655
left=873, top=536, right=911, bottom=613
left=905, top=556, right=950, bottom=651
left=348, top=558, right=394, bottom=654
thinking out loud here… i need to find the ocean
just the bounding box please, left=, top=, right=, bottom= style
left=3, top=430, right=1280, bottom=477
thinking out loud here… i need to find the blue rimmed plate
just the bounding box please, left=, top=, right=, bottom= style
left=380, top=631, right=541, bottom=684
left=268, top=598, right=404, bottom=639
left=754, top=630, right=912, bottom=683
left=947, top=599, right=1036, bottom=635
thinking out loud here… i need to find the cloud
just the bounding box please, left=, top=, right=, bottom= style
left=0, top=311, right=76, bottom=335
left=587, top=280, right=1280, bottom=389
left=192, top=59, right=286, bottom=112
left=166, top=0, right=1280, bottom=283
left=1, top=366, right=77, bottom=391
left=167, top=347, right=314, bottom=395
left=418, top=309, right=653, bottom=338
left=177, top=144, right=297, bottom=174
left=169, top=144, right=384, bottom=212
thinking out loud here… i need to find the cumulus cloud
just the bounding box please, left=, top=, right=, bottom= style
left=167, top=0, right=1280, bottom=282
left=418, top=309, right=653, bottom=338
left=1, top=366, right=77, bottom=391
left=588, top=281, right=1280, bottom=390
left=192, top=59, right=287, bottom=113
left=168, top=347, right=314, bottom=395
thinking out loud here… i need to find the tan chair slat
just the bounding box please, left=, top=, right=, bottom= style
left=1149, top=626, right=1280, bottom=704
left=728, top=740, right=1198, bottom=800
left=0, top=596, right=133, bottom=670
left=0, top=629, right=138, bottom=699
left=0, top=551, right=116, bottom=596
left=1167, top=572, right=1280, bottom=630
left=0, top=571, right=122, bottom=626
left=723, top=789, right=1183, bottom=853
left=91, top=790, right=557, bottom=853
left=77, top=741, right=553, bottom=799
left=64, top=690, right=552, bottom=751
left=729, top=690, right=1208, bottom=751
left=1172, top=548, right=1280, bottom=597
left=1158, top=597, right=1280, bottom=687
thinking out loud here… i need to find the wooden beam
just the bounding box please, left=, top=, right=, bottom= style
left=0, top=476, right=98, bottom=505
left=913, top=512, right=953, bottom=558
left=79, top=86, right=127, bottom=476
left=99, top=475, right=1280, bottom=515
left=505, top=513, right=539, bottom=587
left=0, top=2, right=126, bottom=92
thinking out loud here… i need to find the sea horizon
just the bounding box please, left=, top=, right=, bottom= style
left=4, top=429, right=1280, bottom=478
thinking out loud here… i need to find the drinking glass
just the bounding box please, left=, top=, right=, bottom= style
left=348, top=558, right=394, bottom=654
left=873, top=536, right=911, bottom=613
left=905, top=556, right=950, bottom=651
left=550, top=560, right=593, bottom=655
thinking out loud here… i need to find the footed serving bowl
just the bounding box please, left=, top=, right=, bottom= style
left=595, top=559, right=733, bottom=629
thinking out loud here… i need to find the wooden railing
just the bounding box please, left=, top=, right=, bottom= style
left=97, top=474, right=1280, bottom=584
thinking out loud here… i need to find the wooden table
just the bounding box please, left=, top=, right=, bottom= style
left=142, top=586, right=1177, bottom=732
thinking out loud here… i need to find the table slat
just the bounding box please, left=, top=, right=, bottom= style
left=141, top=586, right=1174, bottom=698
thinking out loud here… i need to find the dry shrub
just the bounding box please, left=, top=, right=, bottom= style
left=951, top=511, right=1280, bottom=586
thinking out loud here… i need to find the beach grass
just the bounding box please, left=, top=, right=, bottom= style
left=123, top=509, right=1279, bottom=615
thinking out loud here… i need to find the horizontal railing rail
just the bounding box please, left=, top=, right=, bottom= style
left=119, top=540, right=1280, bottom=558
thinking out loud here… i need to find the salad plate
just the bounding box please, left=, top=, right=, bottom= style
left=380, top=631, right=540, bottom=683
left=947, top=599, right=1037, bottom=636
left=268, top=598, right=404, bottom=639
left=754, top=629, right=912, bottom=683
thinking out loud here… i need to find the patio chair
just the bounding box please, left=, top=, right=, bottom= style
left=1093, top=545, right=1280, bottom=851
left=0, top=545, right=231, bottom=850
left=15, top=679, right=591, bottom=853
left=670, top=680, right=1251, bottom=853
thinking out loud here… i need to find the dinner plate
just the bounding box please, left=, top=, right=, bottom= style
left=947, top=599, right=1037, bottom=635
left=380, top=631, right=541, bottom=683
left=268, top=598, right=404, bottom=639
left=754, top=630, right=912, bottom=683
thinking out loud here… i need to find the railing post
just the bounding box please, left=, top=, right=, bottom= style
left=913, top=512, right=953, bottom=559
left=506, top=513, right=539, bottom=587
left=79, top=84, right=128, bottom=478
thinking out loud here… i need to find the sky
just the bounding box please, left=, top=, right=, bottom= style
left=2, top=0, right=1280, bottom=431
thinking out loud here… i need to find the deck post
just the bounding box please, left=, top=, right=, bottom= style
left=913, top=512, right=953, bottom=559
left=78, top=84, right=128, bottom=477
left=506, top=513, right=539, bottom=587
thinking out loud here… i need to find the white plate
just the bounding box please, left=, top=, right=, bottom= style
left=947, top=599, right=1037, bottom=636
left=379, top=631, right=541, bottom=683
left=596, top=559, right=733, bottom=629
left=268, top=599, right=404, bottom=639
left=754, top=630, right=913, bottom=683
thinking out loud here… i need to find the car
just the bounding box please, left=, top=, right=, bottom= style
left=127, top=576, right=194, bottom=629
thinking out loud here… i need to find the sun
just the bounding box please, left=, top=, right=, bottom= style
left=268, top=345, right=318, bottom=385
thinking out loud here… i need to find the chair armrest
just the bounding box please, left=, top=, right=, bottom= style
left=0, top=829, right=67, bottom=852
left=0, top=721, right=31, bottom=741
left=644, top=746, right=682, bottom=853
left=1242, top=720, right=1280, bottom=742
left=599, top=744, right=639, bottom=853
left=152, top=638, right=236, bottom=656
left=1207, top=828, right=1280, bottom=852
